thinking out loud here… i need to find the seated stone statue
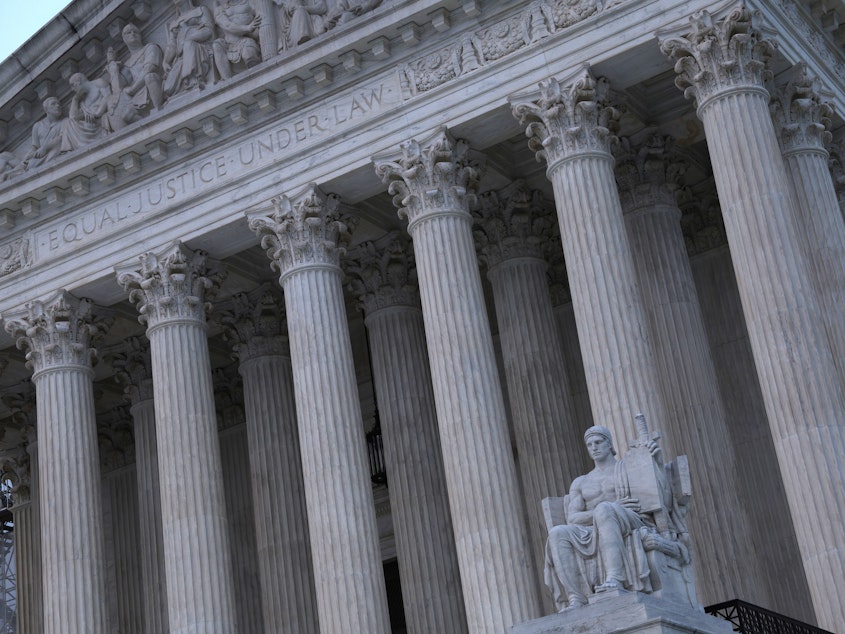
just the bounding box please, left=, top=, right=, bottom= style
left=213, top=0, right=262, bottom=78
left=543, top=416, right=697, bottom=612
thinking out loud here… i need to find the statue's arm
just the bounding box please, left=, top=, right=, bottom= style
left=565, top=477, right=593, bottom=526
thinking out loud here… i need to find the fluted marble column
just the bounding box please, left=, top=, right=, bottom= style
left=375, top=130, right=542, bottom=632
left=112, top=337, right=169, bottom=634
left=770, top=64, right=845, bottom=383
left=662, top=9, right=845, bottom=629
left=474, top=181, right=583, bottom=569
left=510, top=73, right=668, bottom=448
left=4, top=291, right=110, bottom=633
left=117, top=243, right=237, bottom=634
left=0, top=391, right=42, bottom=634
left=346, top=233, right=468, bottom=634
left=615, top=134, right=764, bottom=605
left=98, top=413, right=143, bottom=634
left=219, top=286, right=319, bottom=634
left=249, top=185, right=391, bottom=634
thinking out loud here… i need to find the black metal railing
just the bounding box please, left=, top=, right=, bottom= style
left=366, top=422, right=387, bottom=486
left=705, top=600, right=835, bottom=634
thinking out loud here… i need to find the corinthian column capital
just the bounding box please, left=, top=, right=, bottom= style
left=117, top=242, right=225, bottom=330
left=614, top=133, right=687, bottom=211
left=218, top=285, right=290, bottom=362
left=374, top=128, right=483, bottom=228
left=473, top=180, right=556, bottom=268
left=770, top=63, right=833, bottom=155
left=4, top=290, right=111, bottom=375
left=0, top=445, right=31, bottom=507
left=345, top=232, right=420, bottom=315
left=509, top=70, right=620, bottom=168
left=110, top=336, right=154, bottom=405
left=249, top=184, right=355, bottom=281
left=660, top=7, right=777, bottom=111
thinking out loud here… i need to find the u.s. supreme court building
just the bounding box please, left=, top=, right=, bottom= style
left=0, top=0, right=843, bottom=632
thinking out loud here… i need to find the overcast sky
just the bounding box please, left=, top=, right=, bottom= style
left=0, top=0, right=72, bottom=63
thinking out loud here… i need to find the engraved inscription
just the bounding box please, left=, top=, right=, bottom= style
left=33, top=78, right=400, bottom=259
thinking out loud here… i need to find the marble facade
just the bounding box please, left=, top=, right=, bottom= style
left=0, top=0, right=842, bottom=632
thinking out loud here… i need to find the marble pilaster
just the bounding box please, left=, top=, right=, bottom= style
left=112, top=337, right=169, bottom=634
left=510, top=72, right=668, bottom=450
left=346, top=233, right=469, bottom=634
left=662, top=9, right=845, bottom=629
left=474, top=181, right=584, bottom=574
left=248, top=185, right=391, bottom=634
left=219, top=285, right=320, bottom=634
left=4, top=291, right=110, bottom=634
left=615, top=133, right=764, bottom=605
left=770, top=64, right=845, bottom=383
left=375, top=131, right=542, bottom=632
left=117, top=243, right=237, bottom=634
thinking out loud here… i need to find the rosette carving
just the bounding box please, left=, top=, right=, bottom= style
left=117, top=242, right=225, bottom=329
left=473, top=180, right=556, bottom=268
left=218, top=284, right=289, bottom=361
left=345, top=231, right=420, bottom=315
left=248, top=183, right=355, bottom=280
left=374, top=128, right=483, bottom=227
left=4, top=290, right=112, bottom=374
left=770, top=63, right=833, bottom=154
left=660, top=7, right=777, bottom=110
left=614, top=134, right=687, bottom=211
left=510, top=70, right=620, bottom=168
left=111, top=336, right=154, bottom=405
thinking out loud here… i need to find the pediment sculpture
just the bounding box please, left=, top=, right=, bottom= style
left=542, top=414, right=698, bottom=612
left=1, top=0, right=383, bottom=179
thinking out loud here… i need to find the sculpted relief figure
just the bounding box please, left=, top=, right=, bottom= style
left=275, top=0, right=328, bottom=50
left=163, top=0, right=218, bottom=96
left=63, top=72, right=111, bottom=149
left=544, top=416, right=696, bottom=612
left=105, top=23, right=164, bottom=129
left=21, top=97, right=67, bottom=170
left=213, top=0, right=262, bottom=77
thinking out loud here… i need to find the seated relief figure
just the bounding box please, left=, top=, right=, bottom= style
left=213, top=0, right=262, bottom=78
left=105, top=23, right=164, bottom=129
left=20, top=97, right=67, bottom=171
left=275, top=0, right=328, bottom=50
left=163, top=0, right=218, bottom=97
left=63, top=72, right=111, bottom=150
left=543, top=415, right=697, bottom=612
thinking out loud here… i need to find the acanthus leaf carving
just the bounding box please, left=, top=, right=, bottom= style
left=374, top=128, right=483, bottom=227
left=770, top=63, right=833, bottom=155
left=659, top=7, right=777, bottom=111
left=110, top=336, right=155, bottom=405
left=345, top=231, right=420, bottom=315
left=217, top=284, right=290, bottom=361
left=116, top=241, right=225, bottom=329
left=3, top=290, right=112, bottom=374
left=248, top=183, right=356, bottom=281
left=97, top=404, right=135, bottom=472
left=510, top=70, right=620, bottom=168
left=474, top=180, right=556, bottom=268
left=614, top=133, right=687, bottom=212
left=0, top=446, right=31, bottom=508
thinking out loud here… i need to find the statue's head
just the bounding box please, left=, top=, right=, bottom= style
left=42, top=97, right=61, bottom=118
left=584, top=425, right=616, bottom=456
left=122, top=23, right=143, bottom=47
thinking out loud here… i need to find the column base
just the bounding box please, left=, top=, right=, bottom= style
left=509, top=591, right=732, bottom=634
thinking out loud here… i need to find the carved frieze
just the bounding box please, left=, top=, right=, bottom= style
left=0, top=234, right=32, bottom=278
left=345, top=231, right=420, bottom=315
left=117, top=242, right=226, bottom=329
left=3, top=290, right=112, bottom=374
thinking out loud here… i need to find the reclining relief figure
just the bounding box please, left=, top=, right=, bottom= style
left=543, top=415, right=697, bottom=612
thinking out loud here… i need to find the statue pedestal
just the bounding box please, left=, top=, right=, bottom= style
left=509, top=591, right=733, bottom=634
